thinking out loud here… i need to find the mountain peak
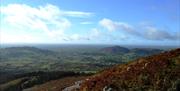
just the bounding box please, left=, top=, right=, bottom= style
left=101, top=46, right=129, bottom=54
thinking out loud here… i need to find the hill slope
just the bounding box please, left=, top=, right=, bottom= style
left=80, top=48, right=180, bottom=91
left=0, top=46, right=56, bottom=59
left=100, top=46, right=130, bottom=54
left=100, top=46, right=162, bottom=56
left=130, top=48, right=162, bottom=55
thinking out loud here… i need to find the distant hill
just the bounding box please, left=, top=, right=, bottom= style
left=100, top=46, right=162, bottom=55
left=100, top=46, right=130, bottom=54
left=0, top=47, right=61, bottom=73
left=80, top=48, right=180, bottom=91
left=0, top=47, right=55, bottom=57
left=130, top=48, right=162, bottom=55
left=0, top=46, right=56, bottom=60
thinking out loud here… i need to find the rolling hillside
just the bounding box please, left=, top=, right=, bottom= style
left=100, top=46, right=162, bottom=55
left=80, top=48, right=180, bottom=91
left=0, top=46, right=163, bottom=74
left=100, top=46, right=130, bottom=54
left=0, top=46, right=57, bottom=63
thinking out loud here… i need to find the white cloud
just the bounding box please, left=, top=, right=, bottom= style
left=99, top=18, right=119, bottom=31
left=0, top=30, right=43, bottom=43
left=99, top=18, right=179, bottom=41
left=1, top=3, right=178, bottom=44
left=71, top=34, right=81, bottom=40
left=0, top=4, right=94, bottom=43
left=99, top=18, right=137, bottom=34
left=1, top=4, right=70, bottom=37
left=90, top=28, right=100, bottom=37
left=143, top=26, right=179, bottom=40
left=88, top=28, right=128, bottom=41
left=80, top=21, right=93, bottom=24
left=62, top=28, right=100, bottom=41
left=63, top=11, right=93, bottom=17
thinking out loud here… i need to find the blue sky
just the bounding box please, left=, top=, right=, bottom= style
left=0, top=0, right=180, bottom=46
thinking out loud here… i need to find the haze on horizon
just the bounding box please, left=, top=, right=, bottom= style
left=0, top=0, right=180, bottom=46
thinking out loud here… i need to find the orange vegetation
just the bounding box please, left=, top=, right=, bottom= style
left=80, top=49, right=180, bottom=91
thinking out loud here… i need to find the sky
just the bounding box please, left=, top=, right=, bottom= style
left=0, top=0, right=180, bottom=46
